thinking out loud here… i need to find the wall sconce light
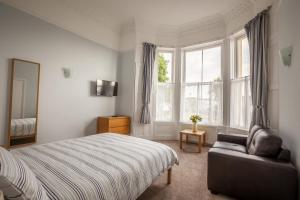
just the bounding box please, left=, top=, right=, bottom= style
left=279, top=46, right=293, bottom=66
left=62, top=68, right=72, bottom=78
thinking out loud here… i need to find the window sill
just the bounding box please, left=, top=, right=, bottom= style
left=153, top=121, right=249, bottom=132
left=227, top=126, right=249, bottom=133
left=179, top=122, right=222, bottom=128
left=154, top=121, right=223, bottom=128
left=154, top=121, right=178, bottom=125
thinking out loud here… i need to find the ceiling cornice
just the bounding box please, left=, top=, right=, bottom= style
left=223, top=1, right=254, bottom=25
left=178, top=13, right=225, bottom=34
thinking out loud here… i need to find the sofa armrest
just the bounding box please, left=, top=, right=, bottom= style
left=208, top=148, right=298, bottom=200
left=217, top=132, right=248, bottom=146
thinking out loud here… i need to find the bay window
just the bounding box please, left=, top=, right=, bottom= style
left=154, top=36, right=250, bottom=131
left=230, top=35, right=252, bottom=129
left=181, top=45, right=223, bottom=125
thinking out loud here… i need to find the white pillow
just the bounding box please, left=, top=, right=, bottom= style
left=0, top=147, right=49, bottom=200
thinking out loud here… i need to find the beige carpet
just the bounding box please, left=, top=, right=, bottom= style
left=138, top=141, right=235, bottom=200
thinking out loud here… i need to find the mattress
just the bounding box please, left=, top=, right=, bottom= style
left=11, top=118, right=36, bottom=137
left=12, top=133, right=179, bottom=200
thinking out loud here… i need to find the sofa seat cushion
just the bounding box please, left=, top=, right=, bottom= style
left=213, top=141, right=247, bottom=153
left=248, top=129, right=282, bottom=157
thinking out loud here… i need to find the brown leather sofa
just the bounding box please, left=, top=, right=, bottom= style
left=207, top=126, right=298, bottom=200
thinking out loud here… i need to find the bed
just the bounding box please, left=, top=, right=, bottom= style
left=10, top=118, right=36, bottom=137
left=1, top=133, right=178, bottom=200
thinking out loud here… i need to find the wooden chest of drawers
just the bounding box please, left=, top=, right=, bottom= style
left=97, top=116, right=130, bottom=135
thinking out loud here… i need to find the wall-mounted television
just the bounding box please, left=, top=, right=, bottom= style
left=96, top=79, right=118, bottom=97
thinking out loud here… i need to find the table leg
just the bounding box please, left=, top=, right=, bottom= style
left=186, top=135, right=189, bottom=143
left=203, top=134, right=206, bottom=146
left=180, top=133, right=183, bottom=150
left=198, top=136, right=202, bottom=153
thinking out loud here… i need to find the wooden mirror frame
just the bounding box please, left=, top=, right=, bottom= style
left=7, top=58, right=40, bottom=148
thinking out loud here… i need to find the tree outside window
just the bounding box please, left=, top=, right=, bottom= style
left=156, top=51, right=175, bottom=121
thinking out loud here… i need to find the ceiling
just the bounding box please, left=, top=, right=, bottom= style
left=1, top=0, right=257, bottom=49
left=2, top=0, right=253, bottom=32
left=64, top=0, right=251, bottom=30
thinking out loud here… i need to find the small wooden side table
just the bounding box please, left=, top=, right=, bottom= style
left=179, top=129, right=206, bottom=153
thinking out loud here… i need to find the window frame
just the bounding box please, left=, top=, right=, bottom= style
left=157, top=48, right=175, bottom=83
left=236, top=35, right=249, bottom=78
left=182, top=42, right=223, bottom=84
left=180, top=41, right=223, bottom=125
left=229, top=32, right=252, bottom=130
left=154, top=48, right=176, bottom=122
left=230, top=31, right=249, bottom=79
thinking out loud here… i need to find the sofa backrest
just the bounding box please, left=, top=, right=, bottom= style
left=248, top=129, right=283, bottom=158
left=277, top=148, right=291, bottom=162
left=246, top=125, right=263, bottom=151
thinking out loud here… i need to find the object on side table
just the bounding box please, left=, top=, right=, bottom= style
left=189, top=114, right=202, bottom=132
left=97, top=116, right=130, bottom=135
left=207, top=126, right=298, bottom=200
left=179, top=129, right=206, bottom=153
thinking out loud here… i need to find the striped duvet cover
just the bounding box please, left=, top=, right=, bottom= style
left=11, top=133, right=179, bottom=200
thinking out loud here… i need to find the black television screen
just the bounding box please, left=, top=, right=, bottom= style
left=96, top=79, right=118, bottom=96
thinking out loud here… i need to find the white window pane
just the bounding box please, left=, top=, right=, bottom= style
left=158, top=52, right=173, bottom=83
left=198, top=83, right=223, bottom=125
left=242, top=38, right=250, bottom=77
left=198, top=85, right=209, bottom=124
left=156, top=84, right=175, bottom=121
left=203, top=46, right=221, bottom=82
left=182, top=85, right=198, bottom=121
left=230, top=39, right=235, bottom=79
left=230, top=79, right=246, bottom=129
left=230, top=35, right=251, bottom=130
left=185, top=50, right=202, bottom=83
left=182, top=44, right=223, bottom=125
left=210, top=82, right=223, bottom=125
left=246, top=78, right=252, bottom=129
left=237, top=37, right=250, bottom=78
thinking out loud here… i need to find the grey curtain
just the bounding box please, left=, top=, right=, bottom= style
left=140, top=42, right=157, bottom=124
left=245, top=9, right=269, bottom=129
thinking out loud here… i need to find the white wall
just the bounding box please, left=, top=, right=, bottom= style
left=278, top=0, right=300, bottom=196
left=1, top=0, right=120, bottom=50
left=115, top=24, right=136, bottom=130
left=115, top=50, right=135, bottom=119
left=0, top=3, right=118, bottom=145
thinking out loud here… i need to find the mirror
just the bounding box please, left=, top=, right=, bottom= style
left=8, top=59, right=40, bottom=147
